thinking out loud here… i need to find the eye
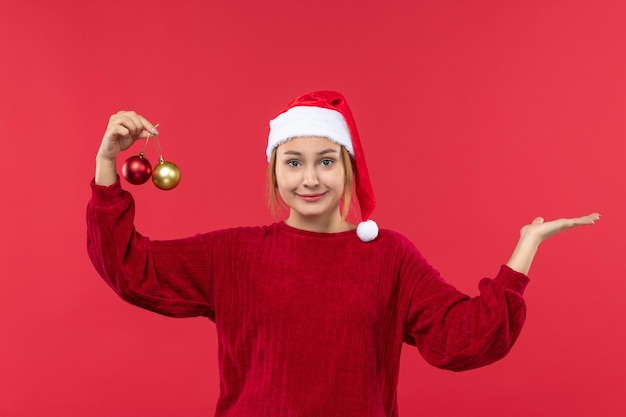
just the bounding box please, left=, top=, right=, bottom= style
left=287, top=160, right=301, bottom=167
left=320, top=159, right=334, bottom=167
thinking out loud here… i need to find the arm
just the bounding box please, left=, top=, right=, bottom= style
left=87, top=179, right=214, bottom=318
left=405, top=213, right=600, bottom=371
left=404, top=257, right=528, bottom=372
left=506, top=213, right=601, bottom=275
left=87, top=112, right=213, bottom=318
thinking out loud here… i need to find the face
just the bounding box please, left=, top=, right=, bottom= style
left=275, top=137, right=346, bottom=229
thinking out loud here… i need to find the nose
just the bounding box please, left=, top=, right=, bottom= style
left=303, top=166, right=319, bottom=187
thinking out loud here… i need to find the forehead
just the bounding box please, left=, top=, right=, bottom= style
left=277, top=136, right=341, bottom=153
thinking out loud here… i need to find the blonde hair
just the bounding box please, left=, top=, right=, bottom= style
left=267, top=145, right=354, bottom=220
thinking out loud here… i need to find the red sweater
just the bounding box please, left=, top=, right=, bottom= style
left=87, top=178, right=529, bottom=417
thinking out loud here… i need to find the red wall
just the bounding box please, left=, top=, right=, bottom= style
left=1, top=1, right=624, bottom=416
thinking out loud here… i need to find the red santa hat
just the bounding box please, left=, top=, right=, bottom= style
left=267, top=90, right=378, bottom=242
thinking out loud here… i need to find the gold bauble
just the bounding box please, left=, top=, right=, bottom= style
left=152, top=160, right=181, bottom=190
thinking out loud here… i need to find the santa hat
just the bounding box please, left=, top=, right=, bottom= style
left=267, top=90, right=378, bottom=242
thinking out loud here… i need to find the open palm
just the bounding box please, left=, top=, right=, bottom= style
left=520, top=213, right=601, bottom=244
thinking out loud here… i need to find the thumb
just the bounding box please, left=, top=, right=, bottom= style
left=531, top=216, right=544, bottom=225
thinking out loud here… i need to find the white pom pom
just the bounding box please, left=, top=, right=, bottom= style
left=356, top=220, right=379, bottom=242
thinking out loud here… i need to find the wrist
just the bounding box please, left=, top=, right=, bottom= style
left=95, top=155, right=117, bottom=186
left=96, top=153, right=116, bottom=164
left=517, top=233, right=542, bottom=248
left=507, top=236, right=540, bottom=275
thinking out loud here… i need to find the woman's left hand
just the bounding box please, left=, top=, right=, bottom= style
left=519, top=213, right=601, bottom=245
left=507, top=212, right=601, bottom=275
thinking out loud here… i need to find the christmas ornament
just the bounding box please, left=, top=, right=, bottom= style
left=152, top=157, right=181, bottom=190
left=121, top=152, right=152, bottom=184
left=120, top=124, right=182, bottom=190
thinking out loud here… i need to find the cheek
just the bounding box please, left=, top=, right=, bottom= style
left=324, top=168, right=345, bottom=190
left=274, top=166, right=295, bottom=189
left=277, top=187, right=290, bottom=203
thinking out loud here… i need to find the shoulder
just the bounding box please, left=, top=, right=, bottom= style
left=375, top=228, right=420, bottom=251
left=355, top=227, right=427, bottom=263
left=374, top=228, right=440, bottom=286
left=378, top=227, right=433, bottom=265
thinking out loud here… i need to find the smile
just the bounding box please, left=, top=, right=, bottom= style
left=298, top=193, right=326, bottom=202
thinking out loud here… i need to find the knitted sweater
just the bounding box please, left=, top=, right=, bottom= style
left=86, top=178, right=529, bottom=417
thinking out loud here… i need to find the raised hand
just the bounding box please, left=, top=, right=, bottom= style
left=519, top=213, right=601, bottom=244
left=95, top=111, right=158, bottom=186
left=507, top=213, right=601, bottom=275
left=97, top=111, right=158, bottom=161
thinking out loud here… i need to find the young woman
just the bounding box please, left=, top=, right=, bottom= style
left=87, top=91, right=599, bottom=416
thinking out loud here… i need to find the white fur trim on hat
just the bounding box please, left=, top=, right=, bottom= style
left=267, top=106, right=354, bottom=161
left=356, top=219, right=379, bottom=242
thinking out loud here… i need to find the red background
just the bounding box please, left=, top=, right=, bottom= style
left=1, top=0, right=624, bottom=416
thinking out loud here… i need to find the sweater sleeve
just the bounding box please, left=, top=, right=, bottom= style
left=86, top=177, right=214, bottom=318
left=402, top=240, right=529, bottom=372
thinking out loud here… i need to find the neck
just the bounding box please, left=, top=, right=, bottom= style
left=285, top=210, right=355, bottom=233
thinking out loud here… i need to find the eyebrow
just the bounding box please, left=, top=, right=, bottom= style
left=282, top=149, right=339, bottom=156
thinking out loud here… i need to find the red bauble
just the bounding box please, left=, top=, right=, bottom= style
left=122, top=154, right=152, bottom=185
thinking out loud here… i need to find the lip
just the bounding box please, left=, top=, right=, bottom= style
left=298, top=192, right=326, bottom=202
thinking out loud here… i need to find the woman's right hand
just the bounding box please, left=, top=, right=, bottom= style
left=95, top=111, right=158, bottom=186
left=97, top=111, right=158, bottom=161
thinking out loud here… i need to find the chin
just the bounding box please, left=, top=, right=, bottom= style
left=293, top=209, right=328, bottom=218
left=289, top=203, right=332, bottom=219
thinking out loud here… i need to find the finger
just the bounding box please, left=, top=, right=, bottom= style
left=582, top=213, right=601, bottom=224
left=136, top=114, right=159, bottom=138
left=531, top=217, right=544, bottom=225
left=112, top=111, right=158, bottom=139
left=109, top=124, right=131, bottom=139
left=108, top=113, right=138, bottom=137
left=120, top=112, right=144, bottom=137
left=569, top=213, right=601, bottom=227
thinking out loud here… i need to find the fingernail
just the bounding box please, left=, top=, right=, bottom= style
left=151, top=127, right=159, bottom=135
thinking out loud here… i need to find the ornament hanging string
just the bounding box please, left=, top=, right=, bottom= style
left=143, top=123, right=160, bottom=156
left=154, top=136, right=165, bottom=164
